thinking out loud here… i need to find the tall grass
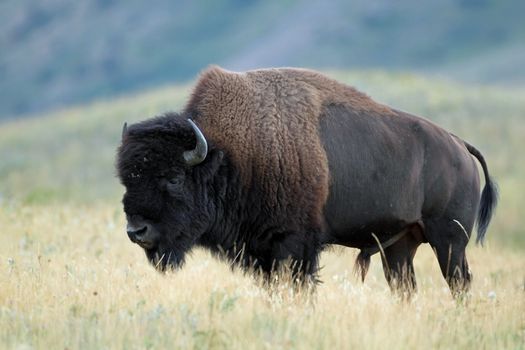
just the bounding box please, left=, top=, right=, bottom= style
left=0, top=71, right=524, bottom=348
left=0, top=205, right=523, bottom=349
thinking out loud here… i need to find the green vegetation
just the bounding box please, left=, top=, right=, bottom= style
left=0, top=84, right=190, bottom=203
left=2, top=0, right=525, bottom=118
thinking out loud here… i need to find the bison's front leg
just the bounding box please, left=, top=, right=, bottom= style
left=262, top=231, right=322, bottom=287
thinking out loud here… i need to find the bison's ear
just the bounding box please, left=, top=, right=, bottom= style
left=122, top=122, right=128, bottom=140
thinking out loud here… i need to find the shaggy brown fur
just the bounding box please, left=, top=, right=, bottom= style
left=184, top=66, right=394, bottom=230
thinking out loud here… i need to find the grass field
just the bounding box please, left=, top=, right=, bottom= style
left=1, top=71, right=524, bottom=349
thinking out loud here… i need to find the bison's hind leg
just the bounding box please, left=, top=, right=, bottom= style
left=425, top=218, right=473, bottom=298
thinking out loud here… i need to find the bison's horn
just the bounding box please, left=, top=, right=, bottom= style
left=183, top=119, right=208, bottom=166
left=122, top=122, right=128, bottom=140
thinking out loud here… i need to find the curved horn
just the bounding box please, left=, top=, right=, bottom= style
left=122, top=122, right=128, bottom=140
left=183, top=119, right=208, bottom=166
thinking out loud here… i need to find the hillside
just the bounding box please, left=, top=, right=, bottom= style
left=0, top=70, right=524, bottom=248
left=1, top=0, right=525, bottom=119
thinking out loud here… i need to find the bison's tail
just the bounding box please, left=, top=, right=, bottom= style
left=464, top=141, right=498, bottom=245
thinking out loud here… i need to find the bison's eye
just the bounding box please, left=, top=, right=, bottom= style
left=166, top=177, right=184, bottom=194
left=168, top=177, right=183, bottom=186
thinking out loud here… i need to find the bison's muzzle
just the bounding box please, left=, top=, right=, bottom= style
left=126, top=216, right=158, bottom=249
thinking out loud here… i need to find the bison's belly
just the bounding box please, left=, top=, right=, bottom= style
left=322, top=168, right=424, bottom=247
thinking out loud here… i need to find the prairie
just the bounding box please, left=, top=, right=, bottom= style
left=0, top=71, right=524, bottom=349
left=1, top=205, right=524, bottom=349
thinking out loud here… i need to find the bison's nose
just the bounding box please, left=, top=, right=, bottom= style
left=127, top=223, right=152, bottom=247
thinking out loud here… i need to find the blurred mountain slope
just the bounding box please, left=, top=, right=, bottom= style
left=1, top=0, right=524, bottom=119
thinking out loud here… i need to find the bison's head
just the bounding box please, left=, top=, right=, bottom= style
left=116, top=114, right=223, bottom=271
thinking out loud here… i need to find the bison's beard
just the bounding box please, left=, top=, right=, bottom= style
left=144, top=246, right=184, bottom=272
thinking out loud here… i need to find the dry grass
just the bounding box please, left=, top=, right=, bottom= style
left=1, top=204, right=523, bottom=349
left=1, top=71, right=524, bottom=348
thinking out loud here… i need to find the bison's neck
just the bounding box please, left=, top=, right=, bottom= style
left=194, top=154, right=273, bottom=271
left=196, top=155, right=247, bottom=254
left=196, top=153, right=322, bottom=274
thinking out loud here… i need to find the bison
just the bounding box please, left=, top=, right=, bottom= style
left=116, top=66, right=497, bottom=296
